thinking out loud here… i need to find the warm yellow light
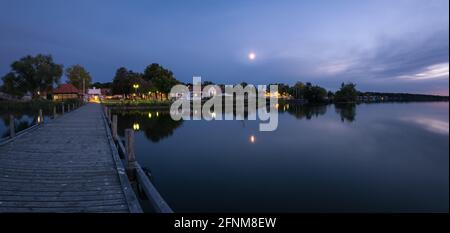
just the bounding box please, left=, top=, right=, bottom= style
left=148, top=113, right=152, bottom=118
left=249, top=135, right=256, bottom=143
left=133, top=123, right=140, bottom=131
left=156, top=112, right=159, bottom=117
left=133, top=84, right=139, bottom=89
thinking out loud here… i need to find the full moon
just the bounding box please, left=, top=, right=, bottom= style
left=248, top=52, right=256, bottom=60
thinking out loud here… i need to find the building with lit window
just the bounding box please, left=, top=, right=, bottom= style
left=53, top=84, right=81, bottom=101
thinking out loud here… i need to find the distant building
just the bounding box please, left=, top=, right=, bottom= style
left=87, top=87, right=102, bottom=102
left=53, top=84, right=81, bottom=101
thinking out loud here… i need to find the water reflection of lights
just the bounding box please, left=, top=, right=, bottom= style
left=156, top=112, right=159, bottom=117
left=133, top=123, right=140, bottom=131
left=249, top=135, right=256, bottom=143
left=37, top=116, right=42, bottom=123
left=148, top=113, right=152, bottom=118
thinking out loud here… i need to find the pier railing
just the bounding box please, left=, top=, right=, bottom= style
left=103, top=106, right=174, bottom=213
left=0, top=102, right=82, bottom=145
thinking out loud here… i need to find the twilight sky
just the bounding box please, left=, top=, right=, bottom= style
left=0, top=0, right=448, bottom=95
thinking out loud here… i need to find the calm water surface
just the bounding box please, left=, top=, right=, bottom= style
left=0, top=113, right=51, bottom=139
left=117, top=102, right=447, bottom=212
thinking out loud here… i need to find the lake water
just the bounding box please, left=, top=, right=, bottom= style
left=2, top=103, right=447, bottom=212
left=114, top=102, right=449, bottom=213
left=0, top=113, right=51, bottom=139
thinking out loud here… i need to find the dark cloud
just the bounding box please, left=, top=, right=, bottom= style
left=316, top=30, right=449, bottom=94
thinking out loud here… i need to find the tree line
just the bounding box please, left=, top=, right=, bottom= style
left=0, top=53, right=362, bottom=103
left=110, top=63, right=179, bottom=99
left=268, top=82, right=358, bottom=103
left=0, top=54, right=92, bottom=99
left=0, top=54, right=179, bottom=100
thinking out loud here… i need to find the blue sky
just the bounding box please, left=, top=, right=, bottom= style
left=0, top=0, right=448, bottom=95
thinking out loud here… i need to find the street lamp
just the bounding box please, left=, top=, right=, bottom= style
left=132, top=84, right=139, bottom=98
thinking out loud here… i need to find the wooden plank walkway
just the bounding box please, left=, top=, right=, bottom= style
left=0, top=103, right=141, bottom=212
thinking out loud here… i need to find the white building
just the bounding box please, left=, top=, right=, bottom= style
left=87, top=87, right=102, bottom=102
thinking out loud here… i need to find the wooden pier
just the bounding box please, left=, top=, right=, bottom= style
left=0, top=103, right=161, bottom=213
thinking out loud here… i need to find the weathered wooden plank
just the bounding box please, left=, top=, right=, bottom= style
left=0, top=189, right=124, bottom=197
left=0, top=199, right=127, bottom=208
left=101, top=110, right=143, bottom=213
left=0, top=177, right=119, bottom=184
left=0, top=104, right=138, bottom=212
left=0, top=194, right=126, bottom=202
left=0, top=205, right=129, bottom=213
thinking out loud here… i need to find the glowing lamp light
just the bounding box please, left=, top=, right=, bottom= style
left=148, top=113, right=152, bottom=118
left=249, top=135, right=256, bottom=143
left=133, top=123, right=140, bottom=131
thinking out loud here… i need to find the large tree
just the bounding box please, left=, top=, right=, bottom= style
left=1, top=54, right=63, bottom=98
left=65, top=64, right=92, bottom=93
left=143, top=63, right=179, bottom=99
left=334, top=82, right=358, bottom=103
left=91, top=82, right=112, bottom=89
left=111, top=67, right=149, bottom=97
left=289, top=82, right=327, bottom=103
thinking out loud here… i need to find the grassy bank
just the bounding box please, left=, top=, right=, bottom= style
left=101, top=99, right=172, bottom=109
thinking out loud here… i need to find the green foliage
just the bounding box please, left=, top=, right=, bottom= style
left=288, top=82, right=327, bottom=103
left=270, top=83, right=290, bottom=95
left=334, top=82, right=358, bottom=103
left=91, top=82, right=112, bottom=89
left=1, top=54, right=63, bottom=98
left=65, top=64, right=92, bottom=92
left=111, top=67, right=150, bottom=96
left=143, top=63, right=179, bottom=94
left=102, top=99, right=171, bottom=107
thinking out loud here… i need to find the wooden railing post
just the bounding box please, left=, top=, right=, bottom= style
left=62, top=103, right=65, bottom=114
left=125, top=129, right=136, bottom=178
left=38, top=109, right=43, bottom=124
left=53, top=106, right=57, bottom=119
left=112, top=115, right=118, bottom=140
left=108, top=108, right=112, bottom=123
left=72, top=103, right=75, bottom=110
left=9, top=115, right=15, bottom=138
left=68, top=104, right=71, bottom=112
